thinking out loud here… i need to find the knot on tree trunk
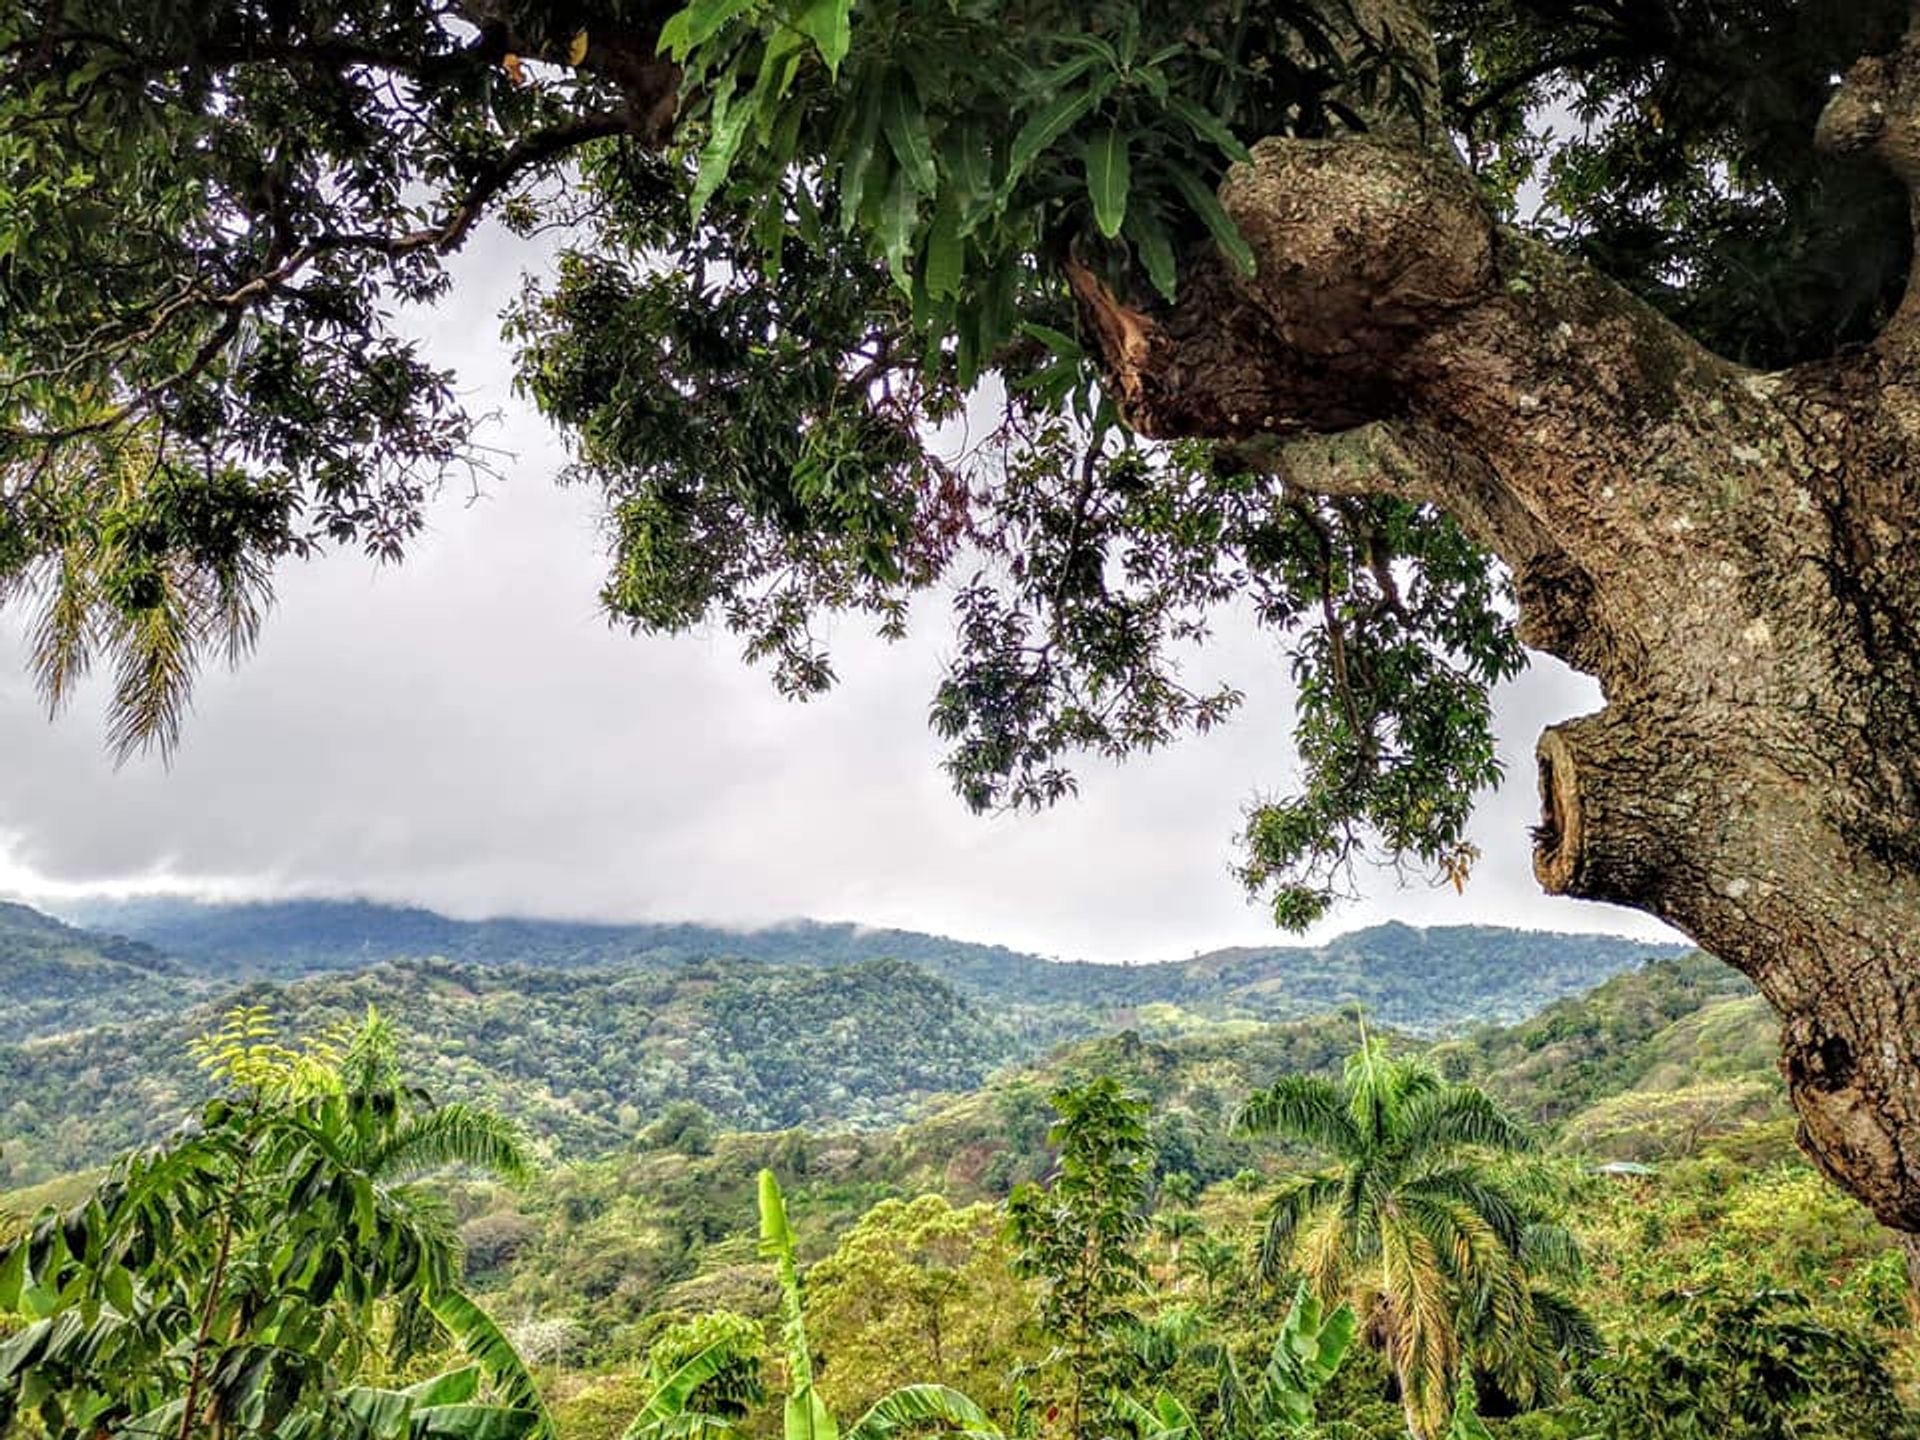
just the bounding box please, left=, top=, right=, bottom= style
left=1219, top=137, right=1497, bottom=348
left=1531, top=713, right=1690, bottom=907
left=1512, top=554, right=1639, bottom=678
left=1084, top=138, right=1498, bottom=441
left=1783, top=1009, right=1920, bottom=1231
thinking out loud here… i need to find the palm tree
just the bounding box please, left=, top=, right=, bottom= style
left=1234, top=1029, right=1597, bottom=1439
left=1178, top=1236, right=1242, bottom=1308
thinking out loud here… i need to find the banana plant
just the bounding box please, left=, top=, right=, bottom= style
left=747, top=1171, right=1008, bottom=1440
left=1111, top=1391, right=1199, bottom=1440
left=1209, top=1282, right=1357, bottom=1439
left=621, top=1338, right=756, bottom=1440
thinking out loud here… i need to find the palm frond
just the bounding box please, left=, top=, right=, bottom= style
left=104, top=573, right=200, bottom=765
left=1396, top=1087, right=1535, bottom=1161
left=1380, top=1219, right=1458, bottom=1440
left=1295, top=1202, right=1353, bottom=1305
left=1527, top=1286, right=1603, bottom=1360
left=1402, top=1168, right=1528, bottom=1255
left=27, top=544, right=99, bottom=716
left=369, top=1105, right=535, bottom=1185
left=1257, top=1175, right=1341, bottom=1284
left=1518, top=1222, right=1585, bottom=1285
left=1235, top=1077, right=1361, bottom=1154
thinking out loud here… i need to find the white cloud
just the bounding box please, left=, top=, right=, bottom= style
left=0, top=233, right=1683, bottom=963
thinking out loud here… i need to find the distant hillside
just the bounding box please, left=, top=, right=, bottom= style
left=463, top=951, right=1788, bottom=1349
left=0, top=956, right=1023, bottom=1183
left=0, top=901, right=197, bottom=1043
left=62, top=896, right=1687, bottom=1030
left=0, top=894, right=1695, bottom=1184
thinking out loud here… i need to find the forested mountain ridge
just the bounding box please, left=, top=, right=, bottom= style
left=440, top=951, right=1795, bottom=1367
left=0, top=900, right=201, bottom=1043
left=61, top=896, right=1686, bottom=1027
left=0, top=956, right=1021, bottom=1183
left=2, top=895, right=1688, bottom=1188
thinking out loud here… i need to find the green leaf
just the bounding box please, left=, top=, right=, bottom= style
left=622, top=1340, right=745, bottom=1440
left=876, top=166, right=919, bottom=292
left=658, top=0, right=760, bottom=62
left=101, top=1264, right=133, bottom=1316
left=1444, top=1374, right=1496, bottom=1440
left=1084, top=125, right=1130, bottom=238
left=1164, top=96, right=1253, bottom=163
left=1165, top=167, right=1255, bottom=276
left=0, top=1242, right=25, bottom=1311
left=847, top=1386, right=998, bottom=1440
left=881, top=81, right=938, bottom=197
left=785, top=1387, right=840, bottom=1440
left=944, top=121, right=992, bottom=229
left=1017, top=322, right=1081, bottom=361
left=428, top=1290, right=556, bottom=1440
left=690, top=76, right=756, bottom=222
left=1003, top=84, right=1102, bottom=194
left=791, top=0, right=853, bottom=76
left=416, top=1406, right=543, bottom=1439
left=924, top=190, right=965, bottom=300
left=837, top=96, right=885, bottom=232
left=1123, top=207, right=1177, bottom=300
left=402, top=1366, right=483, bottom=1407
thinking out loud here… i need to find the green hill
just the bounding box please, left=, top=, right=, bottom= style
left=0, top=901, right=196, bottom=1043
left=0, top=896, right=1697, bottom=1185
left=454, top=950, right=1797, bottom=1354
left=0, top=955, right=1020, bottom=1184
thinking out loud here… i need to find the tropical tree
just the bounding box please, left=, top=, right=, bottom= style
left=1005, top=1079, right=1152, bottom=1440
left=809, top=1195, right=1035, bottom=1415
left=13, top=0, right=1920, bottom=1243
left=1178, top=1237, right=1243, bottom=1311
left=0, top=1006, right=551, bottom=1438
left=1235, top=1033, right=1596, bottom=1438
left=1151, top=1174, right=1201, bottom=1272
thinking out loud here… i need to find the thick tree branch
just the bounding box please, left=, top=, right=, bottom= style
left=1817, top=3, right=1920, bottom=358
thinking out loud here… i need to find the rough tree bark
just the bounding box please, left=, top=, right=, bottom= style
left=1074, top=3, right=1920, bottom=1235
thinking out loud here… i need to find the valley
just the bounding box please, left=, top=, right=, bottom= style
left=3, top=900, right=1906, bottom=1439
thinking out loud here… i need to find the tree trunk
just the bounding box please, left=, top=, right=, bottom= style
left=1074, top=8, right=1920, bottom=1232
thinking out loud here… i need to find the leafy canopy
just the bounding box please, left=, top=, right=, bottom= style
left=2, top=0, right=1907, bottom=920
left=0, top=1006, right=550, bottom=1439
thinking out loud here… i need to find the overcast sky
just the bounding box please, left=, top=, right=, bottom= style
left=0, top=235, right=1681, bottom=964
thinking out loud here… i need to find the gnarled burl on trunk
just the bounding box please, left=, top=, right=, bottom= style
left=1071, top=3, right=1920, bottom=1232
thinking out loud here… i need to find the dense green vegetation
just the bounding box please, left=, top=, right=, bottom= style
left=9, top=946, right=1910, bottom=1439
left=0, top=956, right=1022, bottom=1182
left=0, top=900, right=1683, bottom=1187
left=4, top=924, right=1913, bottom=1438
left=0, top=902, right=200, bottom=1044
left=0, top=1008, right=551, bottom=1438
